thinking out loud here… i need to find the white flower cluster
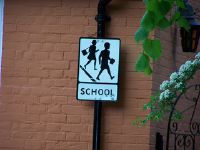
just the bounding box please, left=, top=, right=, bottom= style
left=159, top=89, right=176, bottom=101
left=160, top=80, right=171, bottom=91
left=159, top=52, right=200, bottom=102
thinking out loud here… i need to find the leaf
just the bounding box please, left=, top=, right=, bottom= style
left=157, top=17, right=171, bottom=30
left=144, top=65, right=153, bottom=75
left=141, top=11, right=156, bottom=31
left=146, top=0, right=172, bottom=20
left=177, top=16, right=190, bottom=31
left=135, top=53, right=150, bottom=72
left=143, top=39, right=162, bottom=61
left=134, top=27, right=149, bottom=43
left=146, top=0, right=157, bottom=12
left=171, top=11, right=181, bottom=23
left=158, top=1, right=172, bottom=16
left=176, top=0, right=186, bottom=9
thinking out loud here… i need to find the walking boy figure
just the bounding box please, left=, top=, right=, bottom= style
left=96, top=42, right=114, bottom=80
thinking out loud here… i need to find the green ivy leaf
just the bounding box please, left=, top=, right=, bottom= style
left=134, top=27, right=149, bottom=43
left=135, top=53, right=150, bottom=72
left=144, top=65, right=153, bottom=75
left=177, top=16, right=190, bottom=31
left=141, top=11, right=156, bottom=31
left=146, top=0, right=157, bottom=12
left=176, top=0, right=186, bottom=9
left=143, top=39, right=162, bottom=61
left=158, top=1, right=172, bottom=16
left=157, top=17, right=171, bottom=30
left=146, top=0, right=172, bottom=20
left=171, top=11, right=181, bottom=23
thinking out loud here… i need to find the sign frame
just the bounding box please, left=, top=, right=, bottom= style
left=76, top=37, right=121, bottom=102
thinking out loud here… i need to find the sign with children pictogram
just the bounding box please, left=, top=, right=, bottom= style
left=77, top=37, right=120, bottom=101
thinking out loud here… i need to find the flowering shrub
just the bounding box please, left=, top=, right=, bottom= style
left=134, top=52, right=200, bottom=126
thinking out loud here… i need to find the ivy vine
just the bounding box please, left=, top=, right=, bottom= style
left=134, top=0, right=190, bottom=75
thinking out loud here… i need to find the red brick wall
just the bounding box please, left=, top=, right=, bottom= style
left=0, top=0, right=152, bottom=150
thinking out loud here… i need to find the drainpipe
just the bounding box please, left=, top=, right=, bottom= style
left=93, top=1, right=111, bottom=150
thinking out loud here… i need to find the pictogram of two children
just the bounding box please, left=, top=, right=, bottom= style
left=83, top=40, right=115, bottom=80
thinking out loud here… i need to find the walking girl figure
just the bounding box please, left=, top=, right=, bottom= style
left=96, top=42, right=114, bottom=80
left=84, top=40, right=99, bottom=70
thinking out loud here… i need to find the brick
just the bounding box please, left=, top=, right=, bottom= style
left=46, top=132, right=65, bottom=141
left=71, top=8, right=85, bottom=16
left=17, top=25, right=42, bottom=33
left=70, top=25, right=84, bottom=34
left=25, top=114, right=40, bottom=123
left=0, top=122, right=12, bottom=130
left=67, top=115, right=81, bottom=124
left=52, top=96, right=67, bottom=105
left=64, top=70, right=77, bottom=79
left=84, top=8, right=96, bottom=16
left=4, top=15, right=17, bottom=24
left=40, top=114, right=66, bottom=123
left=124, top=144, right=149, bottom=150
left=62, top=0, right=89, bottom=8
left=49, top=52, right=64, bottom=61
left=41, top=7, right=69, bottom=16
left=49, top=70, right=63, bottom=78
left=60, top=142, right=88, bottom=150
left=40, top=96, right=52, bottom=104
left=61, top=16, right=88, bottom=25
left=26, top=105, right=46, bottom=114
left=55, top=43, right=71, bottom=51
left=24, top=141, right=45, bottom=150
left=4, top=24, right=17, bottom=32
left=64, top=52, right=78, bottom=61
left=45, top=141, right=61, bottom=150
left=62, top=105, right=89, bottom=115
left=0, top=140, right=24, bottom=149
left=84, top=26, right=96, bottom=36
left=103, top=143, right=123, bottom=150
left=46, top=123, right=61, bottom=132
left=0, top=130, right=10, bottom=140
left=34, top=16, right=61, bottom=25
left=3, top=77, right=28, bottom=86
left=28, top=78, right=41, bottom=86
left=66, top=133, right=80, bottom=142
left=34, top=52, right=49, bottom=60
left=41, top=61, right=69, bottom=70
left=45, top=34, right=61, bottom=42
left=41, top=25, right=67, bottom=34
left=20, top=123, right=46, bottom=132
left=61, top=34, right=80, bottom=43
left=48, top=104, right=61, bottom=114
left=16, top=16, right=36, bottom=25
left=80, top=134, right=92, bottom=142
left=28, top=69, right=49, bottom=78
left=61, top=124, right=88, bottom=133
left=29, top=34, right=46, bottom=42
left=5, top=104, right=25, bottom=113
left=4, top=32, right=29, bottom=42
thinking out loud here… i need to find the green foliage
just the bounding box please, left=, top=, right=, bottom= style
left=135, top=53, right=153, bottom=75
left=134, top=0, right=190, bottom=74
left=176, top=0, right=186, bottom=9
left=143, top=39, right=162, bottom=61
left=135, top=27, right=149, bottom=43
left=133, top=53, right=200, bottom=126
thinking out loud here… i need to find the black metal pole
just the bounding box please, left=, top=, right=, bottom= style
left=93, top=1, right=111, bottom=150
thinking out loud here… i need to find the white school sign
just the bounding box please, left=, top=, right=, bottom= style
left=76, top=37, right=120, bottom=101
